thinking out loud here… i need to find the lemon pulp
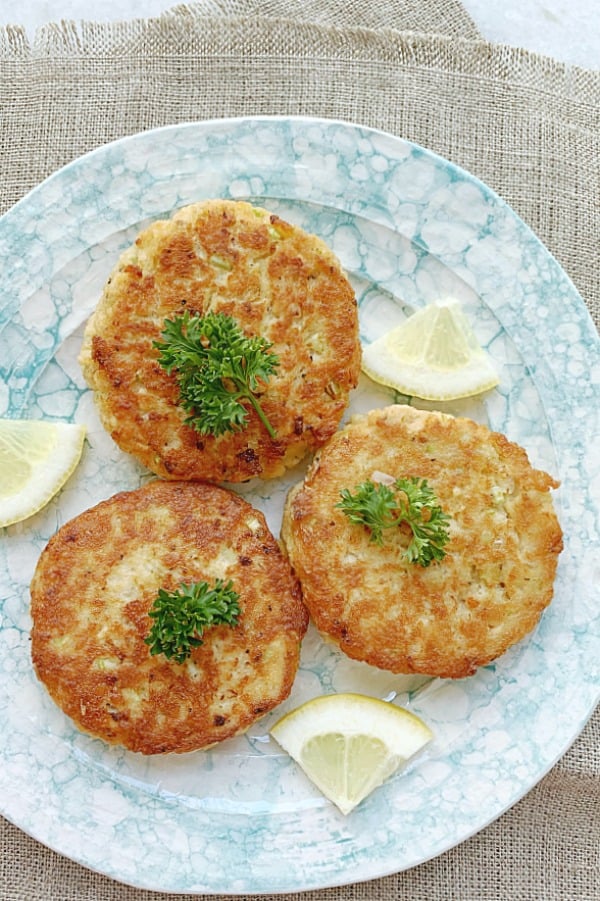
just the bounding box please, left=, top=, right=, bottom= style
left=270, top=692, right=433, bottom=814
left=361, top=298, right=499, bottom=401
left=0, top=419, right=86, bottom=527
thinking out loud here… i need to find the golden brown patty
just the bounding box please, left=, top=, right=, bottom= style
left=79, top=199, right=361, bottom=482
left=30, top=480, right=308, bottom=754
left=281, top=404, right=563, bottom=678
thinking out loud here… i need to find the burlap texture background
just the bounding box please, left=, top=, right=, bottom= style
left=0, top=1, right=598, bottom=898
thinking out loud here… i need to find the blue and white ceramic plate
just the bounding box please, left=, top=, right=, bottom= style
left=0, top=117, right=598, bottom=894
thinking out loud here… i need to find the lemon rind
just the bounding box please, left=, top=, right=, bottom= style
left=271, top=693, right=433, bottom=761
left=362, top=351, right=500, bottom=401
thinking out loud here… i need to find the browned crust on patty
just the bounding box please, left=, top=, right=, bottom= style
left=281, top=404, right=563, bottom=678
left=79, top=200, right=361, bottom=482
left=30, top=480, right=308, bottom=754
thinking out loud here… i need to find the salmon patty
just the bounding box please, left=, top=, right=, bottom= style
left=281, top=404, right=563, bottom=678
left=79, top=199, right=361, bottom=482
left=30, top=480, right=308, bottom=754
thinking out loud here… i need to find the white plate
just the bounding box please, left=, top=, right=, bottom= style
left=0, top=117, right=598, bottom=894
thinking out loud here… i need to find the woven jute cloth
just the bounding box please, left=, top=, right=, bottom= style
left=0, top=2, right=598, bottom=899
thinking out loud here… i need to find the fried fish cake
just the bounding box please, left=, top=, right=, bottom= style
left=282, top=404, right=563, bottom=679
left=79, top=199, right=361, bottom=482
left=30, top=480, right=308, bottom=754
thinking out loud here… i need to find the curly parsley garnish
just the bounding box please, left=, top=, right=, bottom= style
left=337, top=476, right=450, bottom=567
left=154, top=311, right=280, bottom=438
left=145, top=579, right=241, bottom=664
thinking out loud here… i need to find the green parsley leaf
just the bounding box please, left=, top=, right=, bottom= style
left=145, top=578, right=241, bottom=664
left=337, top=480, right=399, bottom=546
left=337, top=476, right=450, bottom=567
left=154, top=311, right=280, bottom=438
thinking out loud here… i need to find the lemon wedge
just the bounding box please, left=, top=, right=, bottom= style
left=270, top=693, right=433, bottom=815
left=0, top=419, right=86, bottom=528
left=362, top=298, right=499, bottom=400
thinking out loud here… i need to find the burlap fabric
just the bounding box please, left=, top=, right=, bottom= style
left=0, top=2, right=598, bottom=898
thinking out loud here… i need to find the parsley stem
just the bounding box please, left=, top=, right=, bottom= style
left=242, top=389, right=278, bottom=440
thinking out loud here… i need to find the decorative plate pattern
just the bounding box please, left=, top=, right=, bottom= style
left=0, top=117, right=598, bottom=894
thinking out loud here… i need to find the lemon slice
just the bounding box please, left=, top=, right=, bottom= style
left=270, top=693, right=433, bottom=815
left=362, top=298, right=499, bottom=400
left=0, top=419, right=86, bottom=528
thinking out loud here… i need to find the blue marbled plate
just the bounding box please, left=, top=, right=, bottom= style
left=0, top=117, right=598, bottom=894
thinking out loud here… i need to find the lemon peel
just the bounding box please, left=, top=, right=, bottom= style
left=0, top=419, right=86, bottom=527
left=271, top=693, right=433, bottom=815
left=362, top=298, right=499, bottom=401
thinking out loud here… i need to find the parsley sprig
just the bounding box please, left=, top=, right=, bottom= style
left=337, top=477, right=450, bottom=567
left=145, top=579, right=241, bottom=664
left=154, top=311, right=280, bottom=438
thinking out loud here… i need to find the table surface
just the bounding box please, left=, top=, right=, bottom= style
left=2, top=0, right=599, bottom=69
